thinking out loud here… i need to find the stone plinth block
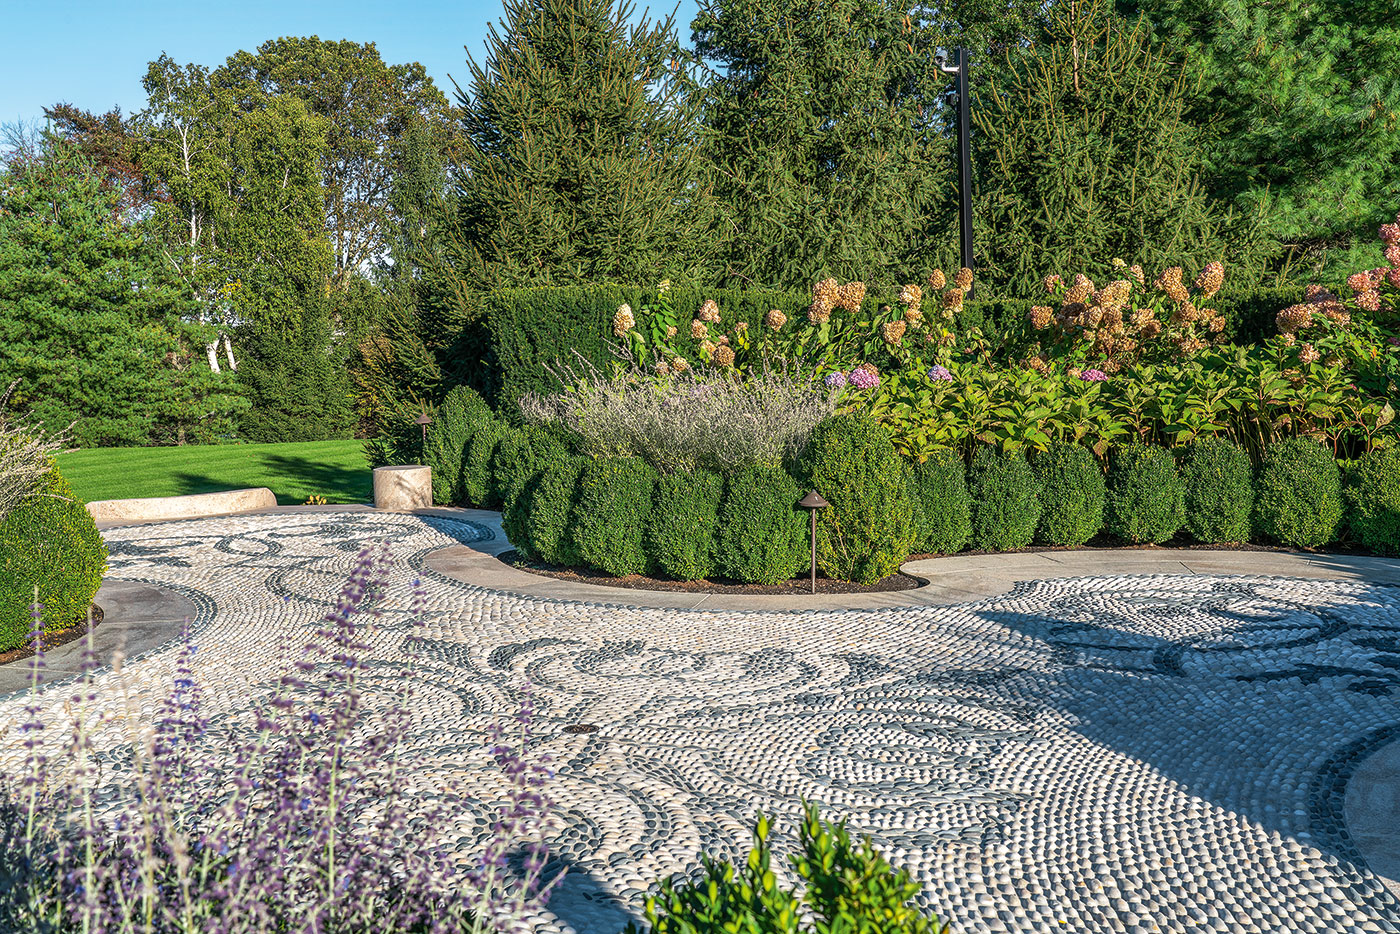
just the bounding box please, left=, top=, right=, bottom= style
left=87, top=487, right=277, bottom=523
left=374, top=465, right=432, bottom=511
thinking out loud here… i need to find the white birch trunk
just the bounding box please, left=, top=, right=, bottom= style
left=223, top=334, right=238, bottom=372
left=206, top=341, right=222, bottom=373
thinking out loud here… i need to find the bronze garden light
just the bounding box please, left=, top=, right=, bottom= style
left=414, top=411, right=432, bottom=462
left=798, top=490, right=829, bottom=594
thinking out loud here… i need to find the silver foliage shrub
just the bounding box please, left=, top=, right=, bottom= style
left=520, top=359, right=838, bottom=474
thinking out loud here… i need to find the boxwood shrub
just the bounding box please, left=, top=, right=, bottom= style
left=508, top=453, right=586, bottom=565
left=799, top=415, right=916, bottom=583
left=1180, top=437, right=1253, bottom=543
left=0, top=466, right=107, bottom=652
left=461, top=422, right=508, bottom=508
left=967, top=447, right=1041, bottom=551
left=1032, top=444, right=1105, bottom=547
left=1254, top=438, right=1344, bottom=548
left=424, top=385, right=493, bottom=505
left=908, top=449, right=971, bottom=554
left=493, top=424, right=571, bottom=508
left=646, top=470, right=723, bottom=581
left=716, top=464, right=806, bottom=584
left=572, top=457, right=658, bottom=576
left=1346, top=447, right=1400, bottom=555
left=1105, top=444, right=1185, bottom=544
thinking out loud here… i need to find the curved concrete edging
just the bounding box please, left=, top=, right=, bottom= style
left=1346, top=739, right=1400, bottom=899
left=0, top=579, right=199, bottom=695
left=87, top=487, right=278, bottom=523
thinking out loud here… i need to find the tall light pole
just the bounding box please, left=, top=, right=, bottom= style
left=936, top=47, right=974, bottom=299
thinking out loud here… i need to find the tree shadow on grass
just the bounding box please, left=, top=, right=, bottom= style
left=165, top=453, right=372, bottom=505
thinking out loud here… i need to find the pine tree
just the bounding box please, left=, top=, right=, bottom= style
left=1120, top=0, right=1400, bottom=280
left=694, top=0, right=951, bottom=288
left=453, top=0, right=715, bottom=289
left=971, top=0, right=1259, bottom=297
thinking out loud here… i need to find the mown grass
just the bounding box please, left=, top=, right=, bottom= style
left=55, top=440, right=371, bottom=505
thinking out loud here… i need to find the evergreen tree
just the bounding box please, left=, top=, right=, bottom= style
left=1120, top=0, right=1400, bottom=279
left=694, top=0, right=951, bottom=288
left=972, top=0, right=1259, bottom=297
left=454, top=0, right=715, bottom=288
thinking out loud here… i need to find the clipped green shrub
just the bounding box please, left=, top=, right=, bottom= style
left=1105, top=444, right=1185, bottom=544
left=715, top=464, right=806, bottom=584
left=646, top=470, right=723, bottom=581
left=1032, top=444, right=1105, bottom=547
left=798, top=414, right=915, bottom=583
left=0, top=466, right=107, bottom=652
left=461, top=422, right=508, bottom=508
left=1254, top=438, right=1344, bottom=548
left=908, top=449, right=971, bottom=554
left=572, top=457, right=658, bottom=576
left=967, top=447, right=1041, bottom=551
left=423, top=386, right=493, bottom=505
left=1180, top=437, right=1253, bottom=543
left=1347, top=447, right=1400, bottom=555
left=522, top=455, right=587, bottom=566
left=492, top=424, right=571, bottom=508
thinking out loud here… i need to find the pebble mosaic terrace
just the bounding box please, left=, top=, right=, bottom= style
left=2, top=511, right=1399, bottom=934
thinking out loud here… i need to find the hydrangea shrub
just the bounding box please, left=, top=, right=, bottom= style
left=1105, top=444, right=1185, bottom=544
left=1180, top=437, right=1253, bottom=543
left=1254, top=438, right=1344, bottom=548
left=1032, top=444, right=1106, bottom=547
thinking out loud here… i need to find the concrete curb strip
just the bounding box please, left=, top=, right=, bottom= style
left=86, top=488, right=277, bottom=523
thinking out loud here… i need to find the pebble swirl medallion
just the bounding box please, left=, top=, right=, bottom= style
left=2, top=511, right=1400, bottom=934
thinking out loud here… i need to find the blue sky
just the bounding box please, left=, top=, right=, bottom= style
left=2, top=0, right=700, bottom=125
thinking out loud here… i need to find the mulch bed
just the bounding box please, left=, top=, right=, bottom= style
left=914, top=535, right=1388, bottom=561
left=0, top=604, right=105, bottom=666
left=499, top=552, right=922, bottom=595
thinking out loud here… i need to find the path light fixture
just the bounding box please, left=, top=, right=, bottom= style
left=936, top=47, right=974, bottom=298
left=798, top=490, right=829, bottom=594
left=414, top=411, right=432, bottom=462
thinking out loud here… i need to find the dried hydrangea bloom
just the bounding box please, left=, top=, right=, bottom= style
left=1324, top=306, right=1352, bottom=327
left=1304, top=284, right=1338, bottom=303
left=1029, top=305, right=1054, bottom=330
left=1193, top=261, right=1225, bottom=299
left=1027, top=355, right=1049, bottom=374
left=1207, top=315, right=1226, bottom=334
left=1104, top=359, right=1123, bottom=374
left=899, top=283, right=923, bottom=306
left=665, top=325, right=677, bottom=339
left=654, top=359, right=671, bottom=376
left=836, top=280, right=867, bottom=312
left=1381, top=222, right=1400, bottom=245
left=881, top=320, right=907, bottom=345
left=954, top=267, right=974, bottom=292
left=1043, top=273, right=1062, bottom=292
left=717, top=335, right=730, bottom=346
left=1085, top=306, right=1104, bottom=327
left=807, top=300, right=832, bottom=324
left=1064, top=274, right=1094, bottom=305
left=735, top=321, right=749, bottom=334
left=690, top=319, right=708, bottom=340
left=713, top=345, right=736, bottom=367
left=1119, top=336, right=1139, bottom=354
left=764, top=309, right=787, bottom=330
left=1281, top=332, right=1297, bottom=346
left=1358, top=289, right=1383, bottom=312
left=812, top=277, right=839, bottom=305
left=700, top=339, right=717, bottom=356
left=1154, top=267, right=1190, bottom=304
left=612, top=304, right=636, bottom=337
left=671, top=356, right=689, bottom=371
left=1347, top=272, right=1374, bottom=294
left=1298, top=343, right=1320, bottom=365
left=698, top=299, right=721, bottom=323
left=903, top=306, right=924, bottom=327
left=929, top=268, right=947, bottom=290
left=942, top=287, right=964, bottom=311
left=1276, top=304, right=1315, bottom=334
left=1129, top=264, right=1145, bottom=285
left=1388, top=266, right=1400, bottom=288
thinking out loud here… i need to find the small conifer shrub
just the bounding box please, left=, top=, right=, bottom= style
left=1346, top=447, right=1400, bottom=555
left=1032, top=444, right=1105, bottom=547
left=908, top=449, right=972, bottom=554
left=572, top=457, right=658, bottom=576
left=646, top=470, right=724, bottom=581
left=715, top=464, right=806, bottom=584
left=1180, top=437, right=1253, bottom=543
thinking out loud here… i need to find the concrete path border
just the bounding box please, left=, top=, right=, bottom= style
left=1347, top=738, right=1400, bottom=899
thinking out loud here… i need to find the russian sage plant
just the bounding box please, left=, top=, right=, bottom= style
left=0, top=380, right=71, bottom=523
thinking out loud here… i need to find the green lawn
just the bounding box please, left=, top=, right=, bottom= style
left=55, top=440, right=372, bottom=506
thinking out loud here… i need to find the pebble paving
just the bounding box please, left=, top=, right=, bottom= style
left=3, top=511, right=1400, bottom=933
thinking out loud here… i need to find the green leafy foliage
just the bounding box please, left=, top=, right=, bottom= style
left=799, top=414, right=916, bottom=583
left=422, top=386, right=493, bottom=504
left=1032, top=444, right=1106, bottom=546
left=0, top=466, right=107, bottom=652
left=1105, top=444, right=1185, bottom=544
left=1180, top=437, right=1253, bottom=543
left=628, top=803, right=947, bottom=934
left=715, top=464, right=807, bottom=584
left=1254, top=438, right=1344, bottom=548
left=967, top=447, right=1042, bottom=551
left=908, top=449, right=972, bottom=554
left=461, top=421, right=508, bottom=508
left=492, top=424, right=571, bottom=509
left=645, top=470, right=723, bottom=581
left=521, top=454, right=586, bottom=566
left=572, top=456, right=658, bottom=576
left=1346, top=447, right=1400, bottom=556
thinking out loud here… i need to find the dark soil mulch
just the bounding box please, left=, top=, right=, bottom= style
left=0, top=604, right=105, bottom=666
left=912, top=533, right=1390, bottom=561
left=499, top=552, right=922, bottom=595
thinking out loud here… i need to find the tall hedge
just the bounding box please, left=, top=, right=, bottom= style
left=1, top=466, right=107, bottom=652
left=716, top=464, right=807, bottom=585
left=799, top=415, right=915, bottom=583
left=572, top=456, right=658, bottom=576
left=908, top=448, right=972, bottom=554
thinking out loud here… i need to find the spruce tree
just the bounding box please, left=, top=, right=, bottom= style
left=972, top=0, right=1259, bottom=297
left=454, top=0, right=715, bottom=288
left=694, top=0, right=951, bottom=288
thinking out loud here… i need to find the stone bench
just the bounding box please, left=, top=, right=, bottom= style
left=87, top=487, right=278, bottom=523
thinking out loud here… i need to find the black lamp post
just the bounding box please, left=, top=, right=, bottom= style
left=414, top=411, right=432, bottom=463
left=798, top=490, right=829, bottom=594
left=936, top=47, right=974, bottom=299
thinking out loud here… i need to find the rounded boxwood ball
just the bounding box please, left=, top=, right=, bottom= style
left=909, top=448, right=972, bottom=554
left=572, top=456, right=657, bottom=576
left=1347, top=447, right=1400, bottom=555
left=798, top=414, right=916, bottom=583
left=967, top=447, right=1041, bottom=551
left=462, top=422, right=508, bottom=508
left=716, top=464, right=806, bottom=585
left=515, top=454, right=586, bottom=565
left=646, top=470, right=723, bottom=581
left=1254, top=437, right=1343, bottom=548
left=493, top=424, right=570, bottom=508
left=0, top=466, right=107, bottom=653
left=1105, top=443, right=1185, bottom=544
left=424, top=385, right=493, bottom=505
left=1032, top=444, right=1105, bottom=547
left=1180, top=437, right=1253, bottom=543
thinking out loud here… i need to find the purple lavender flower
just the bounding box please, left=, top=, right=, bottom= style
left=848, top=367, right=880, bottom=390
left=823, top=370, right=848, bottom=389
left=1079, top=368, right=1108, bottom=382
left=927, top=365, right=953, bottom=382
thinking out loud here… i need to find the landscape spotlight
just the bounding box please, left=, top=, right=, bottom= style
left=798, top=490, right=829, bottom=594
